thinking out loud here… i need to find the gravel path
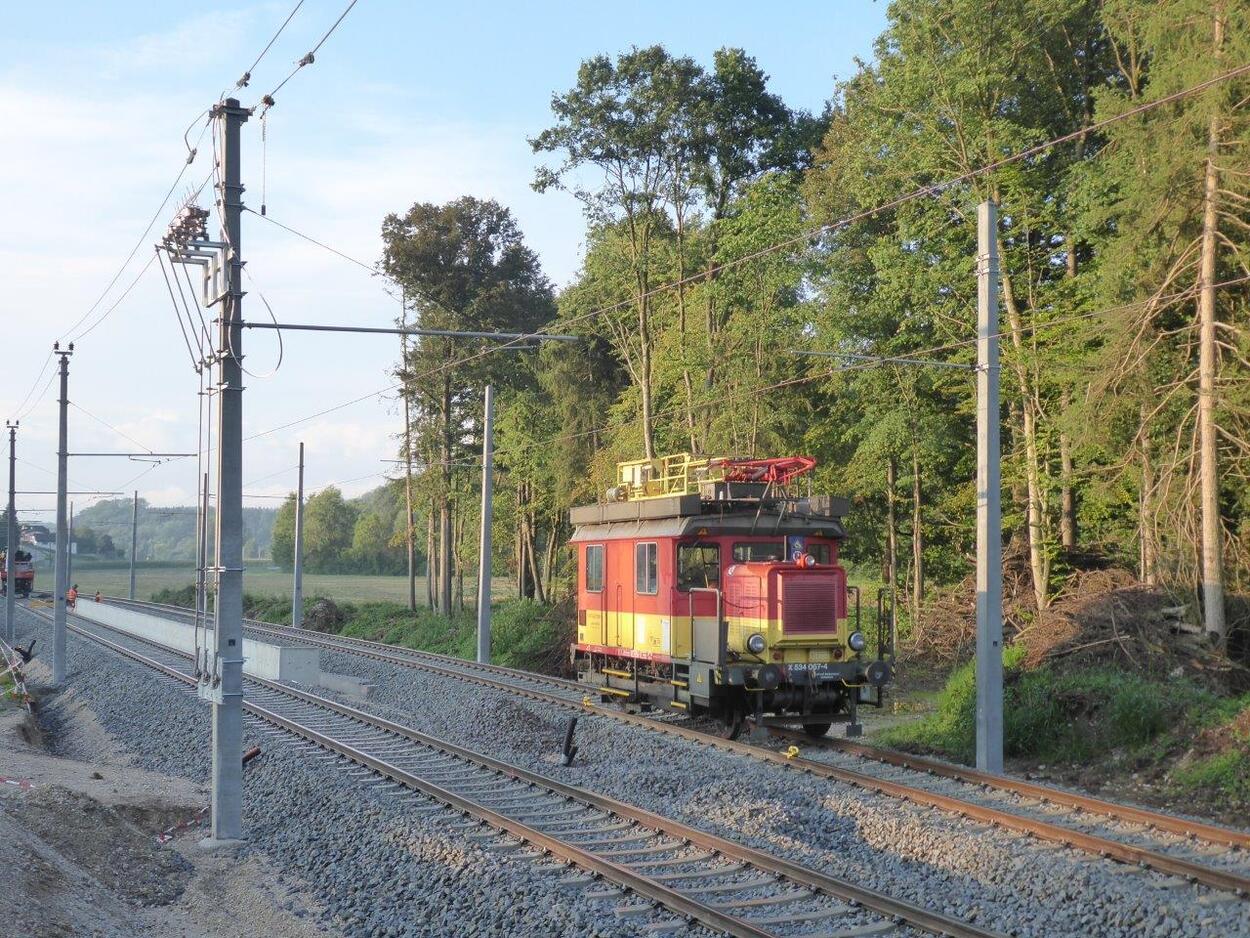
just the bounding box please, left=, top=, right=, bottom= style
left=310, top=649, right=1250, bottom=938
left=12, top=607, right=713, bottom=938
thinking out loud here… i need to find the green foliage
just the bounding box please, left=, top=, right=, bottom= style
left=488, top=599, right=574, bottom=671
left=381, top=195, right=557, bottom=605
left=302, top=487, right=357, bottom=572
left=338, top=603, right=477, bottom=657
left=1171, top=699, right=1250, bottom=804
left=271, top=495, right=295, bottom=569
left=75, top=498, right=275, bottom=563
left=337, top=599, right=570, bottom=673
left=134, top=12, right=1250, bottom=616
left=882, top=648, right=1216, bottom=764
left=150, top=584, right=197, bottom=607
left=1174, top=748, right=1250, bottom=804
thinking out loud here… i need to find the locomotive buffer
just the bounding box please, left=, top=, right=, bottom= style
left=570, top=454, right=893, bottom=740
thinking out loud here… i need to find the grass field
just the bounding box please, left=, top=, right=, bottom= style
left=45, top=561, right=513, bottom=606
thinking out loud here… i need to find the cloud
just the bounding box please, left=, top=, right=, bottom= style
left=93, top=10, right=256, bottom=81
left=0, top=5, right=587, bottom=515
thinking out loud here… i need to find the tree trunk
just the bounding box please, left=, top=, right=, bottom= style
left=1059, top=390, right=1077, bottom=550
left=439, top=373, right=453, bottom=617
left=426, top=503, right=436, bottom=610
left=524, top=508, right=546, bottom=604
left=885, top=456, right=898, bottom=588
left=1197, top=8, right=1227, bottom=643
left=542, top=518, right=559, bottom=602
left=515, top=486, right=526, bottom=599
left=673, top=198, right=697, bottom=453
left=454, top=507, right=465, bottom=613
left=910, top=446, right=923, bottom=621
left=1140, top=404, right=1158, bottom=586
left=439, top=505, right=452, bottom=616
left=999, top=255, right=1051, bottom=609
left=639, top=311, right=656, bottom=460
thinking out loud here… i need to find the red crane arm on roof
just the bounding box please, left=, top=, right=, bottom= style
left=718, top=456, right=816, bottom=485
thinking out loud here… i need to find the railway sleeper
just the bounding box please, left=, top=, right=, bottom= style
left=596, top=841, right=684, bottom=860
left=680, top=877, right=777, bottom=897
left=627, top=851, right=721, bottom=873
left=537, top=819, right=632, bottom=836
left=563, top=829, right=662, bottom=848
left=713, top=889, right=814, bottom=910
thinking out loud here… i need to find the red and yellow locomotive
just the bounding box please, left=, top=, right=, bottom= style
left=571, top=454, right=892, bottom=739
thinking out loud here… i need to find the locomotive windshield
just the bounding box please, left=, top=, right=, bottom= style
left=677, top=544, right=720, bottom=591
left=732, top=541, right=832, bottom=564
left=732, top=542, right=785, bottom=562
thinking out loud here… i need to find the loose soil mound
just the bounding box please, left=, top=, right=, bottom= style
left=912, top=541, right=1248, bottom=692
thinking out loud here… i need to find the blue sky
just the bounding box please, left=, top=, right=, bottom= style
left=0, top=1, right=889, bottom=520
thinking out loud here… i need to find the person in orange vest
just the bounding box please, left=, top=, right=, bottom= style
left=66, top=584, right=78, bottom=610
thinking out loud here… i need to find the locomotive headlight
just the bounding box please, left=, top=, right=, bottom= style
left=847, top=630, right=867, bottom=653
left=746, top=632, right=767, bottom=654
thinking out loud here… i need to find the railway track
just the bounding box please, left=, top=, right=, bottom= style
left=35, top=604, right=999, bottom=938
left=107, top=596, right=1250, bottom=898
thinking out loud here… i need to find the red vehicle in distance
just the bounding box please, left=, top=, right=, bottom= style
left=0, top=549, right=35, bottom=598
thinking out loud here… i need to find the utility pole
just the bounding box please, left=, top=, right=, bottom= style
left=291, top=442, right=304, bottom=628
left=204, top=97, right=249, bottom=843
left=128, top=491, right=139, bottom=600
left=196, top=472, right=209, bottom=619
left=5, top=421, right=17, bottom=644
left=975, top=200, right=1003, bottom=774
left=403, top=395, right=416, bottom=612
left=476, top=385, right=494, bottom=664
left=51, top=342, right=73, bottom=684
left=400, top=292, right=417, bottom=613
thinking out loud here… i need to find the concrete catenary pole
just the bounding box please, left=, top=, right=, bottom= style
left=975, top=200, right=1003, bottom=773
left=52, top=342, right=73, bottom=684
left=207, top=97, right=249, bottom=842
left=399, top=289, right=417, bottom=612
left=128, top=491, right=138, bottom=600
left=291, top=442, right=304, bottom=629
left=5, top=421, right=17, bottom=643
left=476, top=385, right=494, bottom=664
left=197, top=472, right=209, bottom=618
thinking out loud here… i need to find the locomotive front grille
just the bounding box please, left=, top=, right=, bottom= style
left=778, top=574, right=838, bottom=634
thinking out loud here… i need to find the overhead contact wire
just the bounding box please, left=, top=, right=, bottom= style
left=235, top=0, right=307, bottom=89
left=157, top=248, right=203, bottom=371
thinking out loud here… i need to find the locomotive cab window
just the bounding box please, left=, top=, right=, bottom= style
left=584, top=545, right=604, bottom=592
left=732, top=542, right=784, bottom=562
left=808, top=543, right=831, bottom=564
left=635, top=542, right=658, bottom=594
left=677, top=544, right=720, bottom=591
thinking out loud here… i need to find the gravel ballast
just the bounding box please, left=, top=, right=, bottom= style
left=309, top=646, right=1250, bottom=938
left=12, top=607, right=711, bottom=938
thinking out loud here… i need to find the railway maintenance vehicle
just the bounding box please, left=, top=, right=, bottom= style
left=0, top=548, right=35, bottom=598
left=570, top=453, right=893, bottom=739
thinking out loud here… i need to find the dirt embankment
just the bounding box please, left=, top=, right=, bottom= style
left=0, top=674, right=328, bottom=938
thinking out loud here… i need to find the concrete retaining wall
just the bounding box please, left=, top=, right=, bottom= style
left=73, top=600, right=319, bottom=685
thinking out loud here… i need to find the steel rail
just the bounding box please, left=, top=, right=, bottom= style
left=107, top=596, right=1250, bottom=893
left=36, top=611, right=771, bottom=938
left=42, top=606, right=1003, bottom=938
left=770, top=730, right=1250, bottom=851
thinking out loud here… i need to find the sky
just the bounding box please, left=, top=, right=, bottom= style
left=0, top=1, right=889, bottom=526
